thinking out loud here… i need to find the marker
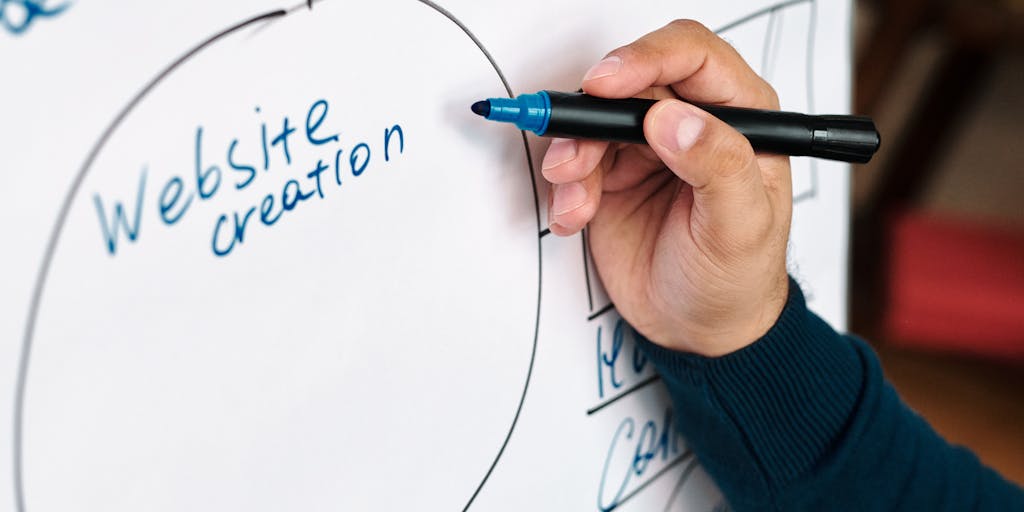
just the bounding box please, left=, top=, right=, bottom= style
left=471, top=91, right=880, bottom=164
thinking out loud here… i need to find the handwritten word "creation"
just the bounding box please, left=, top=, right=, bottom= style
left=0, top=0, right=68, bottom=35
left=92, top=98, right=405, bottom=257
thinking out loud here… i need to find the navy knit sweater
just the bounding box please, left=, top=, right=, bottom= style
left=638, top=279, right=1024, bottom=511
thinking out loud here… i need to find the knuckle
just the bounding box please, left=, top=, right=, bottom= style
left=542, top=159, right=585, bottom=184
left=608, top=43, right=635, bottom=61
left=619, top=39, right=658, bottom=63
left=667, top=18, right=708, bottom=35
left=761, top=81, right=781, bottom=109
left=704, top=207, right=772, bottom=259
left=759, top=157, right=792, bottom=194
left=707, top=132, right=756, bottom=180
left=554, top=202, right=596, bottom=233
left=760, top=170, right=785, bottom=196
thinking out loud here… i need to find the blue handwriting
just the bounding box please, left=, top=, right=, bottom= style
left=598, top=407, right=684, bottom=511
left=1, top=0, right=69, bottom=35
left=596, top=317, right=652, bottom=399
left=92, top=97, right=406, bottom=257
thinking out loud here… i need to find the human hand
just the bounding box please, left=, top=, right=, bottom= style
left=542, top=20, right=792, bottom=357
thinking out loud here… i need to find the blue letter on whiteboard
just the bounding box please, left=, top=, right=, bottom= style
left=93, top=168, right=146, bottom=255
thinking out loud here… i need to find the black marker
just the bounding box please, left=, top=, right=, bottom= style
left=471, top=91, right=880, bottom=164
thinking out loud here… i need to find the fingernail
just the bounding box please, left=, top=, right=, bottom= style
left=583, top=56, right=622, bottom=81
left=652, top=102, right=705, bottom=152
left=542, top=138, right=578, bottom=169
left=551, top=182, right=587, bottom=216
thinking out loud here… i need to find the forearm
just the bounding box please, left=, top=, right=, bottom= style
left=638, top=278, right=1024, bottom=511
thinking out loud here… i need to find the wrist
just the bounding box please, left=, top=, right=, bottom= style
left=633, top=278, right=865, bottom=495
left=647, top=272, right=790, bottom=357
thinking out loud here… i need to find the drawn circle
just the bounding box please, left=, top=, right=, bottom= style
left=15, top=3, right=540, bottom=510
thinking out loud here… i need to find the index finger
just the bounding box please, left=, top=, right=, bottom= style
left=582, top=19, right=779, bottom=109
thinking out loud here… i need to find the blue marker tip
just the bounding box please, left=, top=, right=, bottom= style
left=471, top=92, right=551, bottom=135
left=471, top=101, right=490, bottom=117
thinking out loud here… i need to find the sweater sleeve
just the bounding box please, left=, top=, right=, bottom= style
left=636, top=278, right=1024, bottom=511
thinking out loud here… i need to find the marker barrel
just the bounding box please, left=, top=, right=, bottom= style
left=543, top=91, right=650, bottom=144
left=696, top=105, right=880, bottom=164
left=541, top=91, right=880, bottom=164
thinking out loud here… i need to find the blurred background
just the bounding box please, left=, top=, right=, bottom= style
left=852, top=0, right=1023, bottom=485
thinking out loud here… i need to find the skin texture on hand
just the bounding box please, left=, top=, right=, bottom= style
left=542, top=20, right=792, bottom=357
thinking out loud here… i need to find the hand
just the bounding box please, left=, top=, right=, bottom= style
left=542, top=20, right=792, bottom=357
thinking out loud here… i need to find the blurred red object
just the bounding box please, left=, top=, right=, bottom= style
left=884, top=211, right=1024, bottom=361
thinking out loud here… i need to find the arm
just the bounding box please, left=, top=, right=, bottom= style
left=638, top=278, right=1024, bottom=510
left=540, top=19, right=1024, bottom=511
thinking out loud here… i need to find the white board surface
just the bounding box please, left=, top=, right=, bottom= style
left=0, top=0, right=852, bottom=510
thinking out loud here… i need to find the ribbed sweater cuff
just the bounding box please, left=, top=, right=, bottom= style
left=638, top=278, right=864, bottom=490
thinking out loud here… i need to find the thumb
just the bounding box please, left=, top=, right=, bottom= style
left=644, top=99, right=772, bottom=250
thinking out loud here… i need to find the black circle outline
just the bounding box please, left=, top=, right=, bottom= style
left=11, top=3, right=542, bottom=511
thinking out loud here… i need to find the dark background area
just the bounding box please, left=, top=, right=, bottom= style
left=852, top=0, right=1023, bottom=485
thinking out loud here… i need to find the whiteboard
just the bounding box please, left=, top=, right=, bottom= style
left=0, top=0, right=852, bottom=510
